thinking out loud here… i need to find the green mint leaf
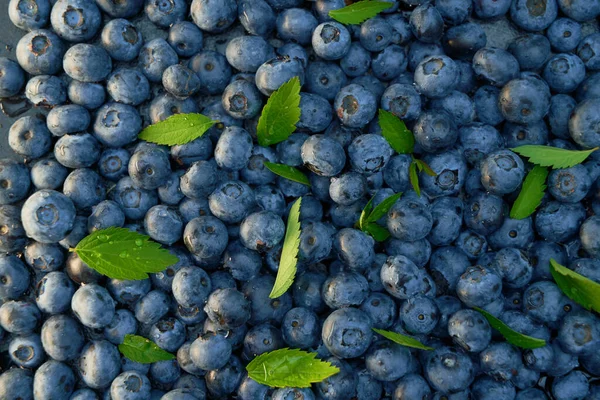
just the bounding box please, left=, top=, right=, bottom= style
left=118, top=334, right=175, bottom=364
left=72, top=227, right=179, bottom=280
left=378, top=109, right=415, bottom=154
left=365, top=223, right=391, bottom=242
left=372, top=328, right=434, bottom=351
left=510, top=165, right=548, bottom=220
left=329, top=1, right=395, bottom=25
left=550, top=259, right=600, bottom=313
left=246, top=348, right=339, bottom=388
left=366, top=192, right=402, bottom=224
left=270, top=198, right=303, bottom=299
left=257, top=76, right=301, bottom=147
left=409, top=160, right=421, bottom=197
left=357, top=195, right=375, bottom=231
left=264, top=162, right=310, bottom=186
left=138, top=113, right=217, bottom=146
left=511, top=145, right=598, bottom=169
left=474, top=307, right=546, bottom=349
left=415, top=159, right=436, bottom=176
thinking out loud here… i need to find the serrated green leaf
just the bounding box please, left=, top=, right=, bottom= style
left=270, top=198, right=302, bottom=299
left=264, top=162, right=310, bottom=186
left=118, top=334, right=175, bottom=364
left=372, top=328, right=434, bottom=351
left=329, top=1, right=394, bottom=25
left=257, top=77, right=301, bottom=147
left=409, top=160, right=420, bottom=197
left=367, top=193, right=402, bottom=224
left=358, top=195, right=375, bottom=230
left=511, top=145, right=598, bottom=169
left=378, top=109, right=415, bottom=154
left=138, top=113, right=217, bottom=146
left=474, top=307, right=546, bottom=349
left=550, top=259, right=600, bottom=313
left=510, top=165, right=548, bottom=220
left=415, top=159, right=436, bottom=176
left=246, top=348, right=339, bottom=388
left=365, top=223, right=391, bottom=242
left=72, top=227, right=179, bottom=280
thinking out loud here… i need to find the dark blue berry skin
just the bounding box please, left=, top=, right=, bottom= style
left=340, top=43, right=371, bottom=78
left=558, top=310, right=600, bottom=356
left=0, top=205, right=26, bottom=253
left=480, top=342, right=523, bottom=381
left=128, top=146, right=172, bottom=191
left=385, top=14, right=413, bottom=46
left=222, top=79, right=263, bottom=120
left=95, top=0, right=143, bottom=17
left=465, top=191, right=506, bottom=235
left=167, top=21, right=203, bottom=58
left=529, top=241, right=566, bottom=281
left=407, top=41, right=444, bottom=72
left=149, top=317, right=186, bottom=353
left=400, top=296, right=439, bottom=334
left=21, top=189, right=76, bottom=244
left=569, top=99, right=600, bottom=149
left=535, top=201, right=586, bottom=242
left=547, top=18, right=581, bottom=52
left=548, top=164, right=591, bottom=203
left=104, top=309, right=137, bottom=344
left=415, top=55, right=458, bottom=99
left=101, top=19, right=143, bottom=62
left=209, top=181, right=255, bottom=224
left=315, top=357, right=357, bottom=400
left=386, top=237, right=432, bottom=268
left=328, top=172, right=366, bottom=206
left=223, top=240, right=261, bottom=281
left=577, top=33, right=600, bottom=71
left=558, top=0, right=600, bottom=20
left=93, top=102, right=142, bottom=148
left=63, top=168, right=106, bottom=211
left=293, top=271, right=327, bottom=313
left=276, top=8, right=317, bottom=46
left=183, top=216, right=228, bottom=259
left=305, top=61, right=347, bottom=102
left=480, top=150, right=525, bottom=195
left=241, top=148, right=277, bottom=186
left=335, top=83, right=378, bottom=128
left=240, top=211, right=284, bottom=252
left=459, top=123, right=503, bottom=167
left=188, top=51, right=232, bottom=95
left=144, top=205, right=183, bottom=245
left=413, top=110, right=458, bottom=153
left=9, top=333, right=44, bottom=369
left=272, top=387, right=315, bottom=400
left=297, top=92, right=332, bottom=133
left=215, top=126, right=253, bottom=171
left=150, top=358, right=181, bottom=386
left=46, top=105, right=90, bottom=137
left=387, top=196, right=433, bottom=241
left=381, top=255, right=436, bottom=300
left=456, top=230, right=488, bottom=260
left=472, top=0, right=511, bottom=18
left=371, top=44, right=408, bottom=81
left=432, top=295, right=462, bottom=338
left=110, top=371, right=152, bottom=400
left=552, top=370, right=590, bottom=400
left=0, top=300, right=40, bottom=334
left=171, top=136, right=212, bottom=168
left=523, top=281, right=574, bottom=327
left=493, top=248, right=532, bottom=289
left=254, top=185, right=285, bottom=215
left=312, top=22, right=351, bottom=60
left=242, top=275, right=292, bottom=326
left=145, top=0, right=186, bottom=28
left=77, top=340, right=121, bottom=389
left=333, top=228, right=374, bottom=273
left=50, top=0, right=101, bottom=42
left=381, top=83, right=421, bottom=122
left=106, top=68, right=150, bottom=106
left=172, top=266, right=211, bottom=309
left=205, top=355, right=244, bottom=398
left=33, top=360, right=75, bottom=399
left=65, top=251, right=104, bottom=285
left=503, top=120, right=548, bottom=148
left=499, top=77, right=551, bottom=125
left=488, top=217, right=535, bottom=250
left=581, top=216, right=600, bottom=259
left=359, top=292, right=397, bottom=329
left=322, top=307, right=372, bottom=359
left=425, top=346, right=475, bottom=393
left=63, top=44, right=111, bottom=83
left=68, top=79, right=105, bottom=110
left=9, top=115, right=52, bottom=159
left=322, top=271, right=369, bottom=309
left=457, top=265, right=503, bottom=308
left=473, top=48, right=519, bottom=87
left=35, top=271, right=75, bottom=314
left=16, top=29, right=65, bottom=75
left=190, top=0, right=237, bottom=33
left=110, top=176, right=158, bottom=221
left=474, top=85, right=504, bottom=126
left=365, top=339, right=413, bottom=382
left=301, top=134, right=346, bottom=177
left=410, top=4, right=444, bottom=44
left=204, top=288, right=250, bottom=329
left=548, top=95, right=576, bottom=140
left=40, top=314, right=84, bottom=361
left=242, top=323, right=284, bottom=360
left=71, top=283, right=115, bottom=329
left=348, top=134, right=393, bottom=175
left=134, top=290, right=170, bottom=325
left=510, top=0, right=557, bottom=32
left=157, top=171, right=185, bottom=206
left=508, top=34, right=551, bottom=71
left=358, top=18, right=392, bottom=54
left=0, top=159, right=30, bottom=204
left=471, top=376, right=516, bottom=400
left=190, top=331, right=232, bottom=371
left=256, top=56, right=305, bottom=97
left=238, top=0, right=276, bottom=37
left=0, top=57, right=25, bottom=98
left=277, top=43, right=308, bottom=69
left=543, top=53, right=586, bottom=94
left=162, top=64, right=202, bottom=99
left=138, top=39, right=178, bottom=83
left=443, top=22, right=487, bottom=61
left=8, top=0, right=50, bottom=31
left=393, top=373, right=432, bottom=400
left=430, top=246, right=470, bottom=295
left=180, top=161, right=218, bottom=200
left=25, top=74, right=66, bottom=106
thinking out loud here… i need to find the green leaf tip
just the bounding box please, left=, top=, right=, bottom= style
left=358, top=192, right=400, bottom=242
left=264, top=162, right=311, bottom=186
left=118, top=334, right=175, bottom=364
left=138, top=113, right=217, bottom=146
left=474, top=307, right=547, bottom=349
left=550, top=259, right=600, bottom=313
left=246, top=348, right=340, bottom=388
left=510, top=165, right=548, bottom=220
left=270, top=197, right=303, bottom=299
left=511, top=145, right=598, bottom=169
left=372, top=328, right=434, bottom=351
left=378, top=109, right=415, bottom=154
left=329, top=1, right=395, bottom=25
left=257, top=76, right=302, bottom=147
left=73, top=227, right=179, bottom=280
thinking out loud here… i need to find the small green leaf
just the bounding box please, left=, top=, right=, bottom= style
left=329, top=1, right=395, bottom=25
left=550, top=259, right=600, bottom=313
left=357, top=195, right=375, bottom=230
left=246, top=348, right=340, bottom=388
left=372, top=328, right=434, bottom=351
left=474, top=307, right=547, bottom=349
left=257, top=77, right=302, bottom=147
left=270, top=198, right=303, bottom=299
left=511, top=145, right=598, bottom=169
left=378, top=109, right=415, bottom=154
left=510, top=165, right=548, bottom=220
left=366, top=193, right=402, bottom=224
left=264, top=162, right=310, bottom=186
left=409, top=160, right=420, bottom=197
left=365, top=223, right=391, bottom=242
left=118, top=334, right=175, bottom=364
left=415, top=159, right=436, bottom=176
left=138, top=113, right=216, bottom=146
left=72, top=227, right=179, bottom=280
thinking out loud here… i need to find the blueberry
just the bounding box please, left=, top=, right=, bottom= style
left=21, top=189, right=76, bottom=244
left=77, top=340, right=121, bottom=389
left=71, top=283, right=115, bottom=329
left=101, top=18, right=143, bottom=62
left=242, top=275, right=292, bottom=326
left=35, top=271, right=74, bottom=314
left=381, top=255, right=436, bottom=299
left=547, top=18, right=582, bottom=52
left=425, top=346, right=475, bottom=393
left=33, top=361, right=75, bottom=399
left=68, top=79, right=105, bottom=110
left=552, top=370, right=590, bottom=400
left=54, top=133, right=101, bottom=168
left=301, top=134, right=346, bottom=177
left=162, top=64, right=202, bottom=99
left=25, top=74, right=66, bottom=106
left=63, top=168, right=106, bottom=211
left=222, top=79, right=263, bottom=120
left=144, top=205, right=183, bottom=245
left=255, top=56, right=304, bottom=96
left=168, top=21, right=203, bottom=57
left=456, top=265, right=502, bottom=308
left=314, top=357, right=357, bottom=400
left=535, top=201, right=586, bottom=242
left=410, top=4, right=444, bottom=44
left=499, top=77, right=551, bottom=124
left=190, top=0, right=237, bottom=33
left=577, top=33, right=600, bottom=71
left=360, top=17, right=393, bottom=52
left=471, top=376, right=516, bottom=400
left=366, top=339, right=413, bottom=382
left=510, top=0, right=557, bottom=32
left=184, top=216, right=228, bottom=259
left=543, top=53, right=586, bottom=94
left=188, top=50, right=232, bottom=95
left=523, top=281, right=573, bottom=326
left=474, top=85, right=504, bottom=126
left=239, top=211, right=284, bottom=252
left=0, top=57, right=25, bottom=98
left=414, top=55, right=458, bottom=98
left=63, top=44, right=112, bottom=83
left=322, top=307, right=372, bottom=359
left=312, top=22, right=351, bottom=60
left=334, top=83, right=377, bottom=128
left=16, top=29, right=65, bottom=75
left=110, top=176, right=158, bottom=221
left=95, top=0, right=143, bottom=17
left=180, top=160, right=218, bottom=200
left=134, top=289, right=171, bottom=325
left=239, top=0, right=276, bottom=37
left=480, top=150, right=525, bottom=195
left=106, top=68, right=150, bottom=106
left=145, top=0, right=186, bottom=28
left=340, top=43, right=371, bottom=79
left=508, top=34, right=551, bottom=71
left=8, top=0, right=51, bottom=31
left=40, top=314, right=84, bottom=361
left=110, top=371, right=152, bottom=400
left=0, top=159, right=30, bottom=205
left=569, top=99, right=600, bottom=148
left=138, top=39, right=178, bottom=83
left=558, top=0, right=600, bottom=21
left=128, top=146, right=172, bottom=190
left=386, top=13, right=414, bottom=45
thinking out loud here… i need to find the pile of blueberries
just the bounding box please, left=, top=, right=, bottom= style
left=1, top=0, right=600, bottom=399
